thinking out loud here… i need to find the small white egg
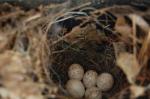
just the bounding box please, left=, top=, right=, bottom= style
left=66, top=79, right=85, bottom=98
left=83, top=70, right=98, bottom=88
left=85, top=87, right=102, bottom=99
left=96, top=73, right=114, bottom=91
left=68, top=64, right=84, bottom=80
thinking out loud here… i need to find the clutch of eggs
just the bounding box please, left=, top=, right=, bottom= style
left=66, top=63, right=114, bottom=98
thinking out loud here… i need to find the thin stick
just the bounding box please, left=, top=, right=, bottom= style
left=132, top=15, right=137, bottom=56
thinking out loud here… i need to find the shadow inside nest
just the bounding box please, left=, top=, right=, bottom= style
left=47, top=8, right=129, bottom=99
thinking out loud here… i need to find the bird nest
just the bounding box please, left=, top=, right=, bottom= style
left=46, top=6, right=135, bottom=99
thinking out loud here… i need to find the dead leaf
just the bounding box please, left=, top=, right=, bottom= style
left=138, top=31, right=150, bottom=66
left=115, top=16, right=132, bottom=38
left=117, top=52, right=141, bottom=84
left=64, top=26, right=84, bottom=43
left=128, top=14, right=149, bottom=33
left=130, top=85, right=145, bottom=98
left=65, top=24, right=105, bottom=44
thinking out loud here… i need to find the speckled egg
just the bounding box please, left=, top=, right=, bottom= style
left=83, top=70, right=98, bottom=88
left=68, top=64, right=84, bottom=80
left=66, top=79, right=85, bottom=98
left=97, top=73, right=114, bottom=91
left=85, top=87, right=102, bottom=99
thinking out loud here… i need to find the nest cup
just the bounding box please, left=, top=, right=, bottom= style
left=47, top=9, right=128, bottom=98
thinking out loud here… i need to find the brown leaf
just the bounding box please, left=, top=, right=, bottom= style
left=117, top=52, right=141, bottom=84
left=128, top=14, right=149, bottom=33
left=115, top=16, right=132, bottom=38
left=130, top=85, right=145, bottom=98
left=65, top=24, right=105, bottom=44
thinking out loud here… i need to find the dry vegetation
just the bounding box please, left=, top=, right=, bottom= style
left=0, top=1, right=150, bottom=99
